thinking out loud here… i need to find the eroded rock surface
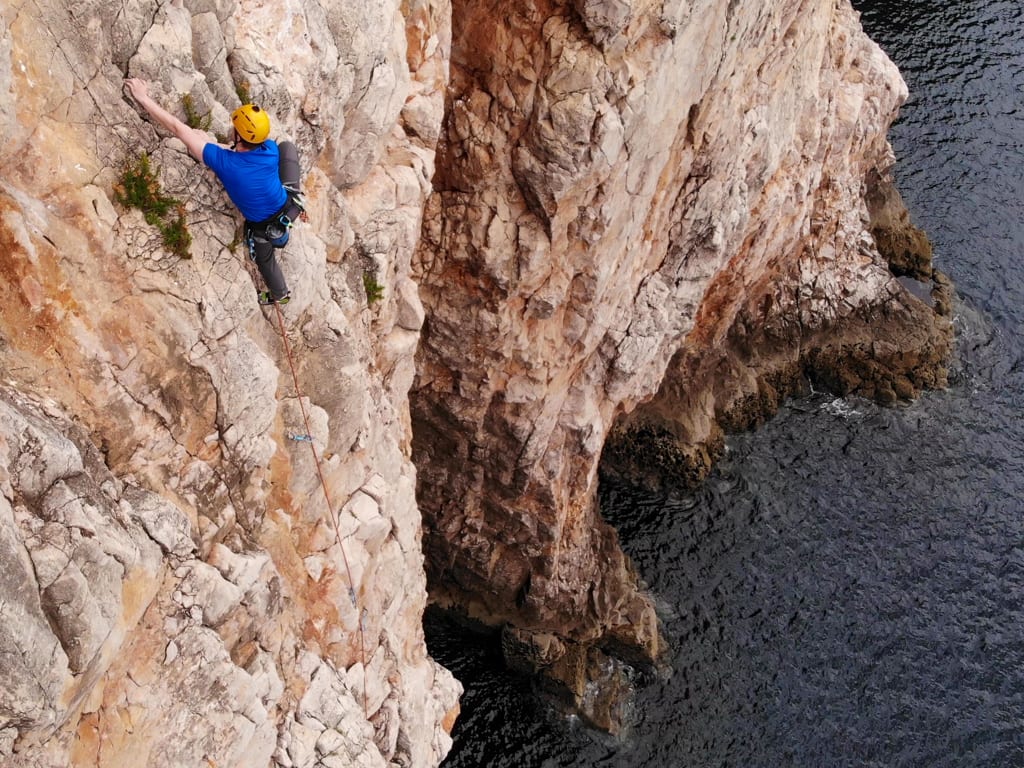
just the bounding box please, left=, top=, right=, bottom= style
left=1, top=0, right=951, bottom=753
left=411, top=0, right=950, bottom=722
left=0, top=0, right=459, bottom=764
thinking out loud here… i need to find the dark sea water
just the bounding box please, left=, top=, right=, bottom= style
left=426, top=2, right=1024, bottom=766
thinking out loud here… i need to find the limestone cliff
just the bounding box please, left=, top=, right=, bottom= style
left=0, top=0, right=459, bottom=765
left=411, top=0, right=950, bottom=724
left=0, top=0, right=951, bottom=760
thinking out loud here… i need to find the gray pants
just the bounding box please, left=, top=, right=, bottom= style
left=248, top=141, right=301, bottom=299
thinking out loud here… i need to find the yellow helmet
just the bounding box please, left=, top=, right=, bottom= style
left=231, top=103, right=271, bottom=144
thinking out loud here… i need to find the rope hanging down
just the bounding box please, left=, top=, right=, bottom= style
left=272, top=302, right=370, bottom=720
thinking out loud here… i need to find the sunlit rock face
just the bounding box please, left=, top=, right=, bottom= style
left=411, top=0, right=949, bottom=721
left=0, top=0, right=950, bottom=754
left=0, top=0, right=459, bottom=764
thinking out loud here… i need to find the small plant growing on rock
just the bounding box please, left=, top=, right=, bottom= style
left=363, top=273, right=385, bottom=305
left=115, top=153, right=174, bottom=223
left=159, top=205, right=192, bottom=260
left=181, top=93, right=212, bottom=131
left=114, top=153, right=192, bottom=259
left=228, top=225, right=243, bottom=254
left=235, top=79, right=251, bottom=104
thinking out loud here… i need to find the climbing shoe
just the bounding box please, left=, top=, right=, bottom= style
left=258, top=290, right=291, bottom=306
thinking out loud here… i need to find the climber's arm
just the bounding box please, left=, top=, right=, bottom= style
left=124, top=78, right=210, bottom=162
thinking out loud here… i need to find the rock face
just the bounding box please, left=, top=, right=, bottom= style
left=0, top=0, right=951, bottom=758
left=411, top=0, right=950, bottom=721
left=0, top=0, right=459, bottom=765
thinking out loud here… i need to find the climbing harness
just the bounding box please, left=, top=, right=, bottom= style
left=271, top=301, right=370, bottom=720
left=247, top=192, right=306, bottom=251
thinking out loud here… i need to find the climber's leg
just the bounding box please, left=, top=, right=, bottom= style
left=278, top=141, right=301, bottom=194
left=248, top=227, right=290, bottom=300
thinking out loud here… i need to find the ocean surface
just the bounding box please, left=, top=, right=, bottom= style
left=425, top=2, right=1024, bottom=766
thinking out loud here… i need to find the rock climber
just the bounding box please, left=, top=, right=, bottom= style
left=124, top=77, right=303, bottom=306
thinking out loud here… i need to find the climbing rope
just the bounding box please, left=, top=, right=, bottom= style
left=272, top=301, right=370, bottom=720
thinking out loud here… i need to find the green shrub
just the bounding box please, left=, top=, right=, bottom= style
left=115, top=153, right=174, bottom=217
left=363, top=273, right=384, bottom=304
left=115, top=153, right=192, bottom=258
left=181, top=93, right=212, bottom=131
left=158, top=206, right=193, bottom=260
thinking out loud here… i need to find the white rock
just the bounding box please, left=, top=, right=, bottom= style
left=177, top=561, right=244, bottom=628
left=286, top=721, right=322, bottom=768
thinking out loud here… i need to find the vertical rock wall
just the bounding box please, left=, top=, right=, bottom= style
left=0, top=0, right=953, bottom=755
left=411, top=0, right=950, bottom=718
left=0, top=0, right=459, bottom=765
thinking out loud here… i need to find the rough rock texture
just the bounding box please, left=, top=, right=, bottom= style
left=411, top=0, right=951, bottom=721
left=0, top=0, right=459, bottom=765
left=1, top=0, right=952, bottom=755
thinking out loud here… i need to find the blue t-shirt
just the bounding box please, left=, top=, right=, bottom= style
left=203, top=139, right=289, bottom=222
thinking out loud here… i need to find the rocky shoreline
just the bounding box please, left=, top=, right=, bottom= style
left=411, top=0, right=952, bottom=732
left=428, top=166, right=952, bottom=731
left=605, top=170, right=952, bottom=494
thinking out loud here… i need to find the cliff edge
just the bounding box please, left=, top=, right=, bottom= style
left=0, top=0, right=951, bottom=760
left=412, top=0, right=950, bottom=726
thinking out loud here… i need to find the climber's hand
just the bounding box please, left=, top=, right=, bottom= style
left=124, top=78, right=151, bottom=103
